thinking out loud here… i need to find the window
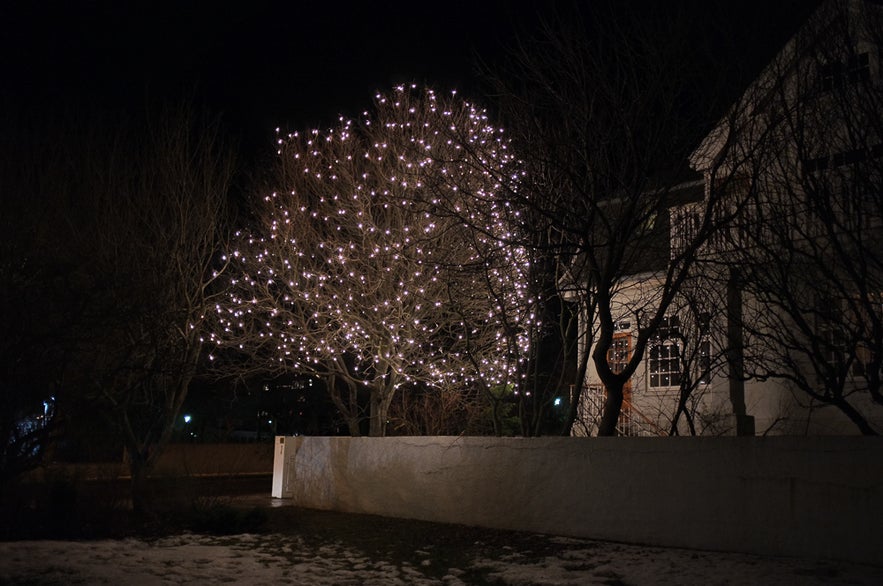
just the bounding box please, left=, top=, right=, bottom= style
left=819, top=60, right=843, bottom=91
left=847, top=52, right=870, bottom=83
left=671, top=206, right=702, bottom=259
left=607, top=333, right=631, bottom=375
left=802, top=143, right=882, bottom=231
left=649, top=316, right=681, bottom=388
left=806, top=142, right=881, bottom=174
left=650, top=343, right=680, bottom=387
left=606, top=331, right=634, bottom=435
left=819, top=52, right=870, bottom=91
left=816, top=298, right=850, bottom=372
left=657, top=314, right=680, bottom=339
left=803, top=155, right=829, bottom=174
left=839, top=176, right=877, bottom=230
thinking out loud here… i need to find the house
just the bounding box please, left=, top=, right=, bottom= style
left=573, top=0, right=883, bottom=436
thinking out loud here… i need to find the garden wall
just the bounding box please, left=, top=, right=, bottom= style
left=60, top=443, right=277, bottom=479
left=147, top=443, right=274, bottom=477
left=272, top=435, right=883, bottom=565
left=31, top=443, right=274, bottom=482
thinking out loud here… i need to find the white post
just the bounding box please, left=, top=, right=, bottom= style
left=271, top=435, right=295, bottom=498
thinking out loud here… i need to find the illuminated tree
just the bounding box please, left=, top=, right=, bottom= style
left=212, top=86, right=532, bottom=437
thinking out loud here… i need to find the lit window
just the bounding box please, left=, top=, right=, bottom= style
left=649, top=316, right=681, bottom=388
left=649, top=342, right=680, bottom=387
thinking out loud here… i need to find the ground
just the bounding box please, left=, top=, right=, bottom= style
left=1, top=475, right=881, bottom=585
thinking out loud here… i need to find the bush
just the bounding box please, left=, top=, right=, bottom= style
left=181, top=497, right=268, bottom=535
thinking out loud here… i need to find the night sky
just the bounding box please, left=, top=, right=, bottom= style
left=2, top=0, right=821, bottom=160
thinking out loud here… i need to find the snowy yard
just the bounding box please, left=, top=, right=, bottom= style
left=2, top=530, right=881, bottom=585
left=2, top=484, right=880, bottom=585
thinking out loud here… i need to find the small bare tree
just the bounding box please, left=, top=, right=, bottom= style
left=211, top=86, right=533, bottom=437
left=1, top=100, right=236, bottom=510
left=386, top=382, right=482, bottom=435
left=66, top=103, right=235, bottom=510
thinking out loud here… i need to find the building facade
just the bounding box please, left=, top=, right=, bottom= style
left=574, top=0, right=883, bottom=436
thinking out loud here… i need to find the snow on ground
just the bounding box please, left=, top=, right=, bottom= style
left=1, top=533, right=881, bottom=585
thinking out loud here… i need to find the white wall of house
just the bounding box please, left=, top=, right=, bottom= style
left=572, top=0, right=883, bottom=437
left=572, top=275, right=882, bottom=436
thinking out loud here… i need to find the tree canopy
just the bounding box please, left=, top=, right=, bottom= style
left=211, top=86, right=535, bottom=436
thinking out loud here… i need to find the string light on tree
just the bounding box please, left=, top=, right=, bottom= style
left=210, top=85, right=535, bottom=437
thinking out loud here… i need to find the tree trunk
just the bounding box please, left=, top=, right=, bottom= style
left=563, top=344, right=592, bottom=436
left=368, top=389, right=393, bottom=437
left=834, top=398, right=879, bottom=436
left=674, top=405, right=698, bottom=436
left=597, top=384, right=623, bottom=436
left=127, top=448, right=151, bottom=517
left=670, top=386, right=698, bottom=436
left=120, top=370, right=195, bottom=515
left=325, top=374, right=362, bottom=436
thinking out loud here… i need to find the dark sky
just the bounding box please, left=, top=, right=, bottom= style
left=1, top=0, right=821, bottom=158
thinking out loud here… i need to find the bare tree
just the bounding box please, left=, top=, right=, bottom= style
left=0, top=100, right=236, bottom=508
left=478, top=3, right=760, bottom=436
left=211, top=86, right=533, bottom=437
left=662, top=278, right=733, bottom=435
left=386, top=382, right=483, bottom=435
left=65, top=103, right=235, bottom=510
left=715, top=0, right=883, bottom=434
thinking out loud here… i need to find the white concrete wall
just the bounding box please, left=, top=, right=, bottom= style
left=273, top=435, right=883, bottom=565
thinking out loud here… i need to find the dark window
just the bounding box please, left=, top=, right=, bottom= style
left=657, top=314, right=680, bottom=339
left=819, top=52, right=870, bottom=91
left=844, top=149, right=866, bottom=164
left=820, top=60, right=843, bottom=91
left=847, top=52, right=870, bottom=83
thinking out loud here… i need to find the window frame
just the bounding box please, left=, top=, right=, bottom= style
left=648, top=315, right=682, bottom=389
